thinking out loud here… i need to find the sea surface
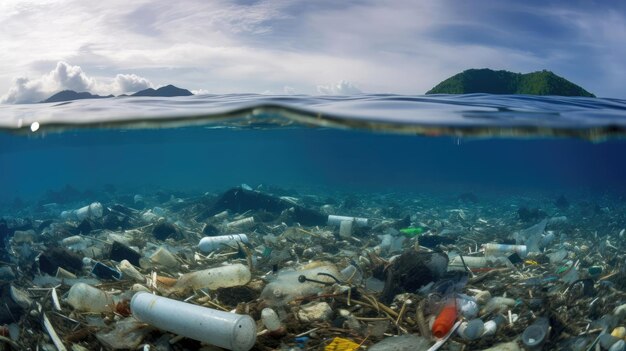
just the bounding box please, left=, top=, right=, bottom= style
left=1, top=93, right=626, bottom=204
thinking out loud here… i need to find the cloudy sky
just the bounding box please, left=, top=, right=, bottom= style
left=1, top=0, right=625, bottom=103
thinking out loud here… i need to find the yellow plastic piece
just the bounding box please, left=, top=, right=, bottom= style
left=325, top=337, right=360, bottom=351
left=524, top=260, right=539, bottom=265
left=611, top=326, right=626, bottom=338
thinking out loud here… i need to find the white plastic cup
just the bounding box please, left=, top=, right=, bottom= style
left=131, top=292, right=256, bottom=351
left=150, top=247, right=179, bottom=268
left=174, top=263, right=251, bottom=291
left=198, top=234, right=249, bottom=253
left=327, top=215, right=368, bottom=227
left=261, top=308, right=282, bottom=332
left=482, top=243, right=527, bottom=257
left=66, top=283, right=113, bottom=312
left=339, top=220, right=353, bottom=239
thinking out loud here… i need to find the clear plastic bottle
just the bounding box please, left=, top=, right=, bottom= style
left=174, top=263, right=251, bottom=291
left=66, top=283, right=113, bottom=312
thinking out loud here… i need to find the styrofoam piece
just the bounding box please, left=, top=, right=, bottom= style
left=198, top=234, right=249, bottom=253
left=131, top=292, right=256, bottom=351
left=327, top=215, right=368, bottom=227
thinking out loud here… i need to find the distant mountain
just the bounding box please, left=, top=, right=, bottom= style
left=131, top=85, right=193, bottom=97
left=426, top=69, right=595, bottom=97
left=42, top=90, right=113, bottom=103
left=40, top=84, right=194, bottom=103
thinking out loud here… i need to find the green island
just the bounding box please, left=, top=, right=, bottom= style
left=426, top=68, right=595, bottom=97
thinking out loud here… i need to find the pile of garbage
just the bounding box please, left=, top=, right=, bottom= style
left=1, top=186, right=626, bottom=351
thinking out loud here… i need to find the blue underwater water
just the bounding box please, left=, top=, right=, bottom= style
left=2, top=94, right=626, bottom=351
left=1, top=93, right=626, bottom=204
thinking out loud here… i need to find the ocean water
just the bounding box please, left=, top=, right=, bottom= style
left=2, top=94, right=626, bottom=350
left=1, top=93, right=626, bottom=204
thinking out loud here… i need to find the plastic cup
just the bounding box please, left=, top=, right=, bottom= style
left=522, top=317, right=550, bottom=349
left=339, top=220, right=353, bottom=239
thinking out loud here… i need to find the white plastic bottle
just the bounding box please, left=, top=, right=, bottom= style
left=131, top=292, right=256, bottom=351
left=261, top=308, right=283, bottom=332
left=198, top=234, right=249, bottom=253
left=327, top=215, right=368, bottom=227
left=174, top=263, right=251, bottom=291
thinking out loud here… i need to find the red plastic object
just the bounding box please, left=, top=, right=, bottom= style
left=432, top=300, right=458, bottom=338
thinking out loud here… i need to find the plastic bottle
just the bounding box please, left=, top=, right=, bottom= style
left=457, top=318, right=484, bottom=340
left=66, top=283, right=113, bottom=312
left=456, top=294, right=479, bottom=319
left=522, top=317, right=550, bottom=350
left=610, top=340, right=626, bottom=351
left=340, top=265, right=362, bottom=284
left=174, top=264, right=251, bottom=291
left=399, top=227, right=425, bottom=238
left=482, top=314, right=506, bottom=337
left=482, top=243, right=528, bottom=257
left=448, top=255, right=510, bottom=269
left=261, top=308, right=283, bottom=332
left=226, top=217, right=254, bottom=229
left=327, top=215, right=368, bottom=227
left=131, top=292, right=256, bottom=351
left=432, top=299, right=458, bottom=338
left=198, top=234, right=249, bottom=253
left=61, top=202, right=104, bottom=221
left=119, top=260, right=145, bottom=282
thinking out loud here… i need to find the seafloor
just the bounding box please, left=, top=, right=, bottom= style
left=1, top=184, right=625, bottom=351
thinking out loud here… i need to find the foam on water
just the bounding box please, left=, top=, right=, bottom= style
left=1, top=94, right=626, bottom=139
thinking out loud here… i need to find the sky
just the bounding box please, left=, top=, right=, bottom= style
left=0, top=0, right=625, bottom=103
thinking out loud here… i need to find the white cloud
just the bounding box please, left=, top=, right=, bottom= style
left=1, top=77, right=47, bottom=104
left=110, top=73, right=152, bottom=94
left=191, top=89, right=210, bottom=95
left=317, top=80, right=362, bottom=95
left=0, top=61, right=153, bottom=103
left=1, top=61, right=95, bottom=103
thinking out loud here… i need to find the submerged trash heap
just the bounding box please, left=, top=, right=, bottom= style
left=1, top=186, right=626, bottom=350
